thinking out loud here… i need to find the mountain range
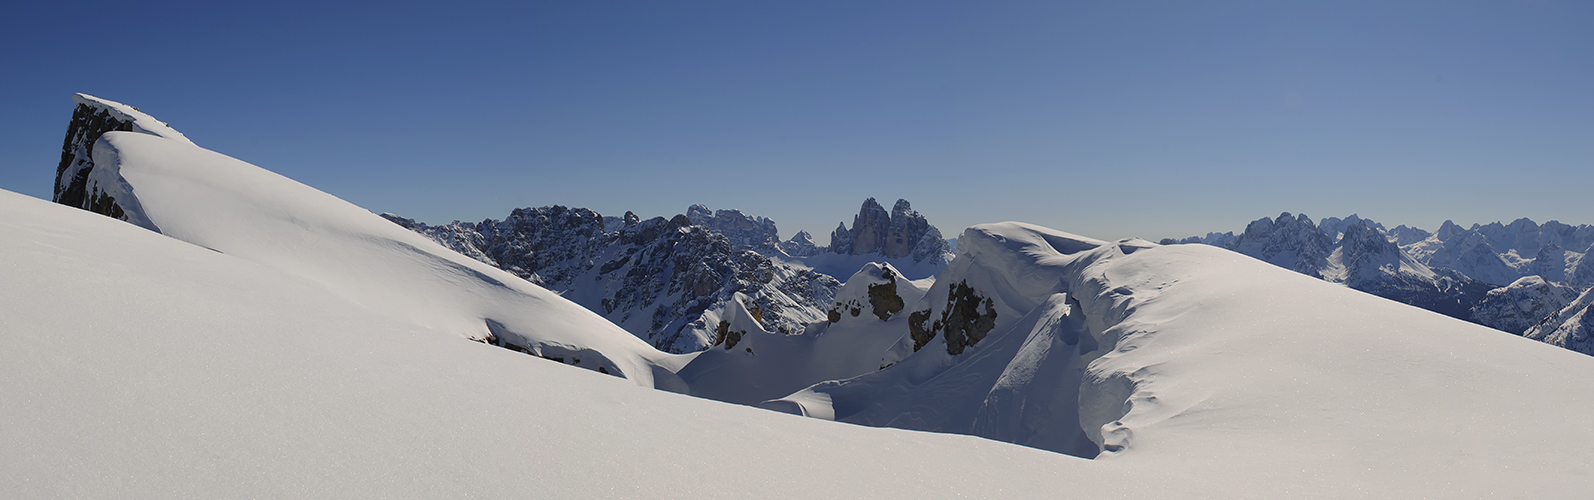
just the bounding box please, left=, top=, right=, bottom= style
left=1164, top=212, right=1594, bottom=355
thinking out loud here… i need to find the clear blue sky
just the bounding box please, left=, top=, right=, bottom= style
left=3, top=1, right=1590, bottom=243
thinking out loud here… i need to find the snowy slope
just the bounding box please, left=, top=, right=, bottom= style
left=772, top=222, right=1594, bottom=495
left=2, top=189, right=1161, bottom=499
left=72, top=96, right=688, bottom=388
left=676, top=263, right=929, bottom=405
left=1526, top=287, right=1594, bottom=355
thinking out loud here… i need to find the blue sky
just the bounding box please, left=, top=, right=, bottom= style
left=2, top=1, right=1590, bottom=243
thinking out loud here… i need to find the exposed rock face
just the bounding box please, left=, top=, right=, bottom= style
left=51, top=94, right=199, bottom=233
left=56, top=102, right=134, bottom=212
left=1471, top=276, right=1589, bottom=334
left=54, top=95, right=192, bottom=225
left=828, top=222, right=853, bottom=255
left=939, top=281, right=998, bottom=355
left=828, top=198, right=951, bottom=266
left=1226, top=212, right=1333, bottom=278
left=1525, top=287, right=1594, bottom=355
left=387, top=208, right=839, bottom=353
left=686, top=204, right=782, bottom=254
left=847, top=198, right=892, bottom=256
left=866, top=267, right=905, bottom=321
left=884, top=199, right=928, bottom=258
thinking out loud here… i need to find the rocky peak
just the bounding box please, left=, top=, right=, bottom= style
left=884, top=199, right=931, bottom=259
left=685, top=204, right=782, bottom=254
left=845, top=198, right=892, bottom=256
left=54, top=94, right=192, bottom=222
left=1387, top=225, right=1432, bottom=246
left=1341, top=220, right=1401, bottom=274
left=779, top=230, right=822, bottom=257
left=1319, top=214, right=1386, bottom=243
left=826, top=198, right=950, bottom=265
left=829, top=222, right=854, bottom=255
left=1227, top=212, right=1332, bottom=278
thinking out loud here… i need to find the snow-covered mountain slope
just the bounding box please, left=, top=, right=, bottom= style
left=769, top=222, right=1594, bottom=495
left=675, top=262, right=929, bottom=406
left=1470, top=276, right=1589, bottom=334
left=1525, top=287, right=1594, bottom=355
left=1406, top=218, right=1594, bottom=286
left=386, top=207, right=838, bottom=353
left=3, top=189, right=1169, bottom=499
left=57, top=95, right=689, bottom=388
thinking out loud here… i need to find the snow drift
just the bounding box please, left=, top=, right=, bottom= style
left=769, top=221, right=1594, bottom=495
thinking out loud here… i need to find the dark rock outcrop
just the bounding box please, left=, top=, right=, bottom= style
left=55, top=101, right=135, bottom=212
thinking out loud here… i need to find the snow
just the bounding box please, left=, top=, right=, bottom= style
left=89, top=128, right=690, bottom=389
left=11, top=94, right=1594, bottom=497
left=677, top=263, right=929, bottom=406
left=1, top=189, right=1142, bottom=499
left=73, top=93, right=194, bottom=145
left=771, top=222, right=1594, bottom=496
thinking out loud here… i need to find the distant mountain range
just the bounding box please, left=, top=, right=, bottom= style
left=383, top=198, right=954, bottom=353
left=1163, top=213, right=1594, bottom=354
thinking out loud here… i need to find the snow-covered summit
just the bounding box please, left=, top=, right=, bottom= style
left=53, top=94, right=191, bottom=224
left=52, top=95, right=688, bottom=388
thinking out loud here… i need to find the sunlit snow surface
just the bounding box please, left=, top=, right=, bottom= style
left=92, top=129, right=690, bottom=389
left=0, top=190, right=1134, bottom=498
left=7, top=94, right=1594, bottom=497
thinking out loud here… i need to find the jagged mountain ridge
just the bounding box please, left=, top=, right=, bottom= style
left=1470, top=276, right=1590, bottom=335
left=385, top=208, right=838, bottom=353
left=828, top=198, right=952, bottom=266
left=1525, top=287, right=1594, bottom=355
left=1182, top=212, right=1493, bottom=320
left=384, top=197, right=959, bottom=353
left=1164, top=212, right=1594, bottom=354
